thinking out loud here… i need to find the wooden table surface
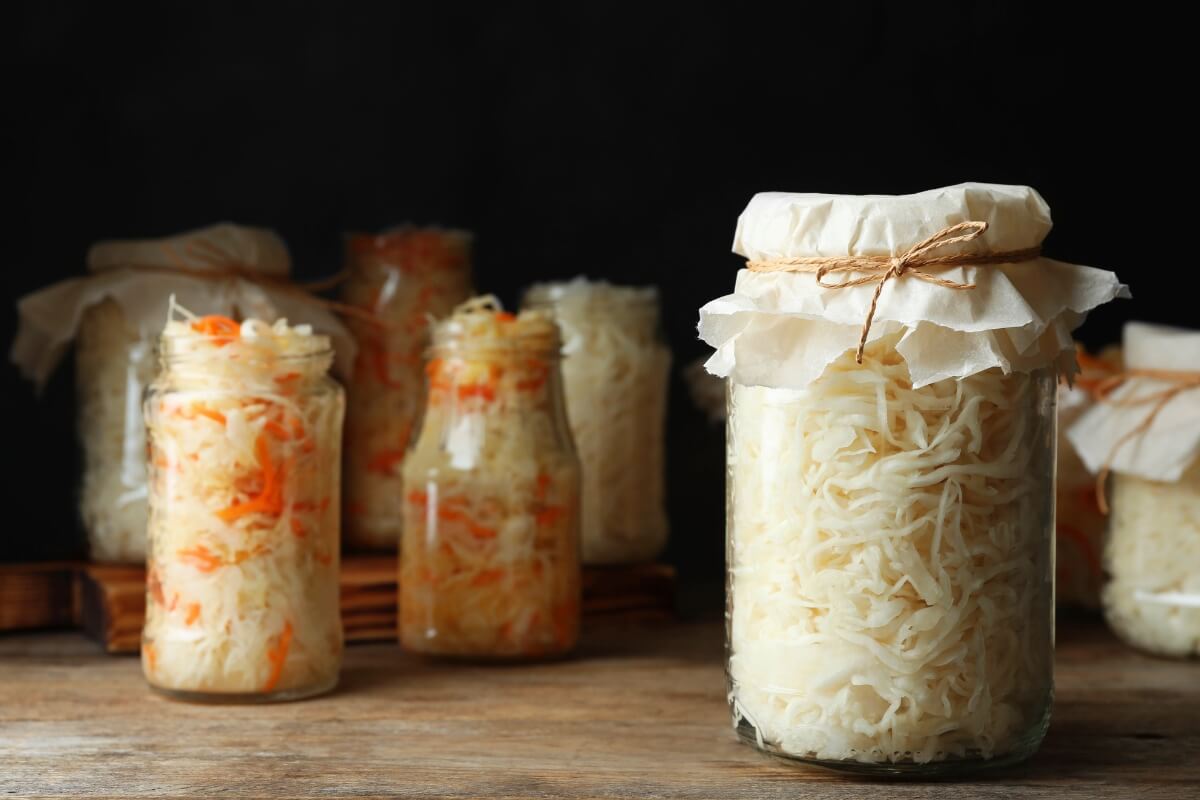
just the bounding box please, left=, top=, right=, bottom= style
left=1, top=618, right=1196, bottom=799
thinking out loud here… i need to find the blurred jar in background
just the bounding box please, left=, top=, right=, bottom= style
left=401, top=297, right=581, bottom=660
left=341, top=227, right=473, bottom=551
left=522, top=278, right=670, bottom=565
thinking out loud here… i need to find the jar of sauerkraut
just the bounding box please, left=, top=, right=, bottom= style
left=700, top=184, right=1127, bottom=774
left=521, top=278, right=670, bottom=564
left=1068, top=323, right=1200, bottom=658
left=342, top=227, right=474, bottom=551
left=400, top=297, right=582, bottom=660
left=142, top=305, right=346, bottom=701
left=12, top=224, right=353, bottom=564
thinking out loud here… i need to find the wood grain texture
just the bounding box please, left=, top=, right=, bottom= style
left=0, top=619, right=1196, bottom=799
left=0, top=563, right=80, bottom=632
left=78, top=557, right=677, bottom=653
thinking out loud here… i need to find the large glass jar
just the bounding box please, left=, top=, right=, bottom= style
left=341, top=227, right=474, bottom=551
left=1103, top=460, right=1200, bottom=658
left=142, top=310, right=345, bottom=701
left=725, top=339, right=1056, bottom=774
left=522, top=278, right=670, bottom=564
left=400, top=297, right=582, bottom=659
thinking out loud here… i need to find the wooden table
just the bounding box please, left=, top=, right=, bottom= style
left=1, top=619, right=1196, bottom=799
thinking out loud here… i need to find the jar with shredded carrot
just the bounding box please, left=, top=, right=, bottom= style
left=142, top=302, right=345, bottom=701
left=400, top=296, right=582, bottom=659
left=341, top=227, right=474, bottom=551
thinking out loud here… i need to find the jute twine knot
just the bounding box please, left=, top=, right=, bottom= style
left=1090, top=369, right=1200, bottom=514
left=746, top=220, right=1042, bottom=364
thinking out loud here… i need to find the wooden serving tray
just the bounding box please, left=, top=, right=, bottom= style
left=75, top=557, right=677, bottom=653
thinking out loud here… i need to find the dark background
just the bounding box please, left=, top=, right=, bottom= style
left=2, top=4, right=1186, bottom=594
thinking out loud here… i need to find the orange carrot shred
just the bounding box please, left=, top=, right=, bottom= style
left=290, top=517, right=306, bottom=538
left=143, top=643, right=157, bottom=672
left=191, top=315, right=240, bottom=345
left=185, top=603, right=201, bottom=626
left=471, top=568, right=505, bottom=587
left=178, top=544, right=222, bottom=572
left=262, top=621, right=293, bottom=692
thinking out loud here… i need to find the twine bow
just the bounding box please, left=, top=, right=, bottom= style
left=746, top=220, right=1042, bottom=363
left=1090, top=369, right=1200, bottom=514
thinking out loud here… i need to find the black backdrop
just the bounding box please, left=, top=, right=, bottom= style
left=3, top=4, right=1187, bottom=595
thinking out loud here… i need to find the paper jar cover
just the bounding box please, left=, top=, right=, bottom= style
left=11, top=223, right=356, bottom=386
left=1067, top=323, right=1200, bottom=483
left=697, top=183, right=1129, bottom=389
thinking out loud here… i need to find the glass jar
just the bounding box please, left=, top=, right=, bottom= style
left=341, top=227, right=474, bottom=551
left=1102, top=463, right=1200, bottom=658
left=725, top=338, right=1056, bottom=774
left=77, top=299, right=157, bottom=562
left=400, top=298, right=582, bottom=659
left=142, top=312, right=345, bottom=701
left=522, top=279, right=670, bottom=564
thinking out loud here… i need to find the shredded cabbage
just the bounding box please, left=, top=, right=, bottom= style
left=142, top=303, right=345, bottom=696
left=1103, top=460, right=1200, bottom=657
left=342, top=228, right=473, bottom=550
left=523, top=278, right=670, bottom=564
left=727, top=336, right=1054, bottom=764
left=401, top=296, right=581, bottom=657
left=77, top=299, right=156, bottom=562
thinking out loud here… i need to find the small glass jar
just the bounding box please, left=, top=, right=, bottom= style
left=341, top=228, right=474, bottom=551
left=142, top=312, right=345, bottom=701
left=522, top=279, right=671, bottom=565
left=1102, top=463, right=1200, bottom=658
left=400, top=298, right=581, bottom=659
left=725, top=339, right=1056, bottom=774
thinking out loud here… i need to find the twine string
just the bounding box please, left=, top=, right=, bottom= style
left=746, top=220, right=1042, bottom=363
left=1090, top=369, right=1200, bottom=514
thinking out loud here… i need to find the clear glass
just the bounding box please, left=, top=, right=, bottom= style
left=341, top=228, right=474, bottom=550
left=142, top=345, right=345, bottom=701
left=522, top=282, right=671, bottom=565
left=1102, top=463, right=1200, bottom=658
left=725, top=341, right=1056, bottom=775
left=400, top=335, right=582, bottom=660
left=77, top=299, right=157, bottom=563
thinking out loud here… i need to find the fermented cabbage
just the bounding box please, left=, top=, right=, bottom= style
left=401, top=297, right=581, bottom=658
left=342, top=228, right=473, bottom=550
left=727, top=336, right=1054, bottom=765
left=522, top=278, right=669, bottom=564
left=77, top=299, right=156, bottom=562
left=142, top=303, right=345, bottom=698
left=1103, top=461, right=1200, bottom=657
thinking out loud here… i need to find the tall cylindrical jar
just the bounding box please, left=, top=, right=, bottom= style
left=341, top=227, right=474, bottom=551
left=401, top=297, right=581, bottom=659
left=699, top=184, right=1127, bottom=774
left=1067, top=322, right=1200, bottom=658
left=142, top=309, right=345, bottom=701
left=521, top=278, right=670, bottom=564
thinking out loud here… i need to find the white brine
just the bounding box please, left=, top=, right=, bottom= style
left=701, top=184, right=1127, bottom=769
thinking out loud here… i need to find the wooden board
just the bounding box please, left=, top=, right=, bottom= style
left=0, top=562, right=80, bottom=632
left=0, top=619, right=1195, bottom=799
left=78, top=556, right=677, bottom=652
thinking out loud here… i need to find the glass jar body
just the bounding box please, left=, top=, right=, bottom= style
left=400, top=343, right=582, bottom=660
left=142, top=357, right=345, bottom=701
left=522, top=286, right=670, bottom=564
left=342, top=230, right=473, bottom=550
left=77, top=299, right=157, bottom=563
left=724, top=347, right=1055, bottom=774
left=1102, top=464, right=1200, bottom=658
